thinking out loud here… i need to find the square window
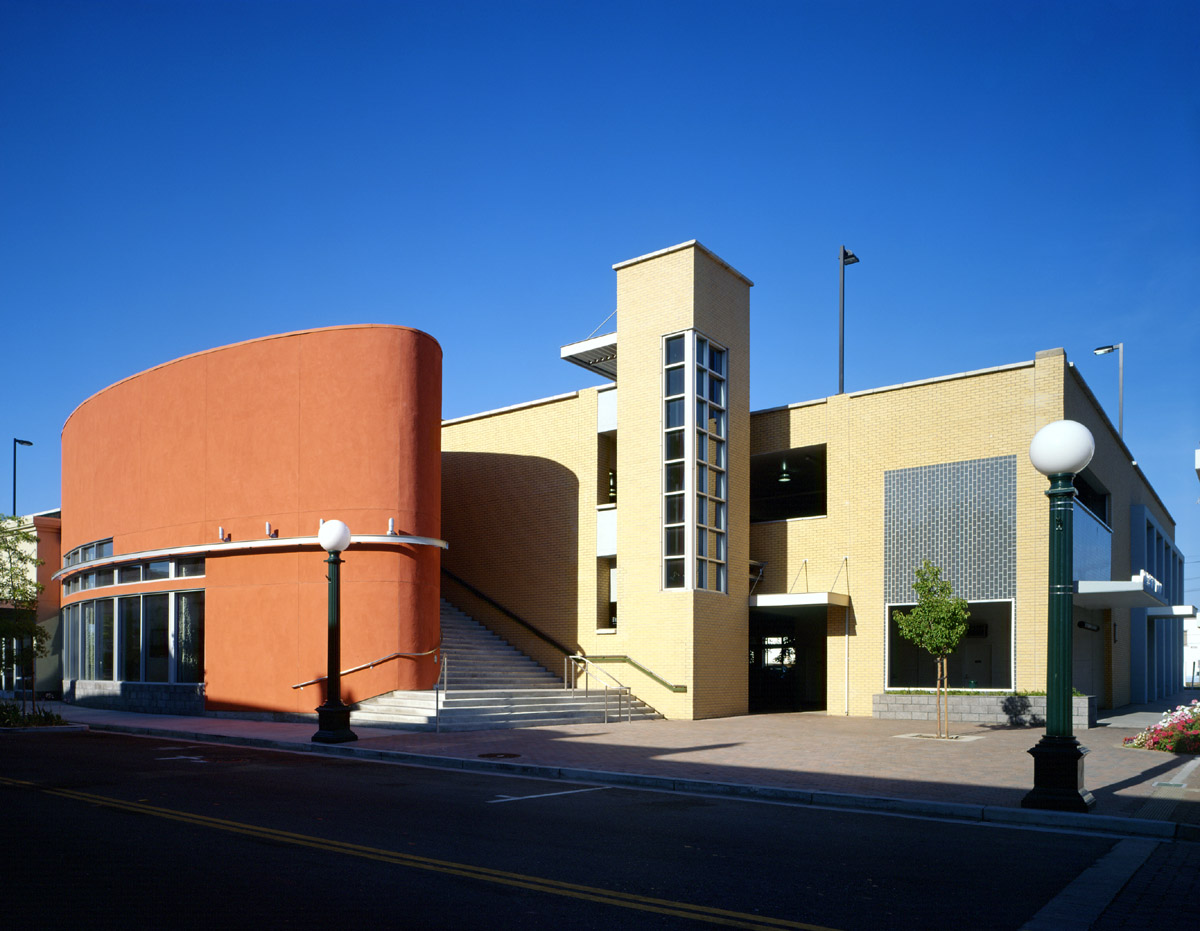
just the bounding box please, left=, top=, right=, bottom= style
left=666, top=366, right=685, bottom=397
left=119, top=564, right=142, bottom=584
left=665, top=462, right=685, bottom=493
left=176, top=557, right=206, bottom=578
left=665, top=429, right=684, bottom=461
left=145, top=560, right=170, bottom=581
left=664, top=559, right=685, bottom=589
left=666, top=398, right=684, bottom=428
left=665, top=493, right=684, bottom=524
left=709, top=347, right=725, bottom=375
left=665, top=335, right=685, bottom=365
left=709, top=377, right=725, bottom=405
left=665, top=527, right=685, bottom=556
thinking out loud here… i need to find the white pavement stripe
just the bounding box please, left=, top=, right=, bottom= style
left=488, top=786, right=610, bottom=804
left=1019, top=837, right=1159, bottom=931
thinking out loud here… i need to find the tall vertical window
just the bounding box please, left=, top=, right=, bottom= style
left=119, top=596, right=141, bottom=681
left=662, top=330, right=728, bottom=593
left=144, top=594, right=170, bottom=683
left=696, top=335, right=727, bottom=592
left=175, top=591, right=205, bottom=683
left=663, top=334, right=688, bottom=588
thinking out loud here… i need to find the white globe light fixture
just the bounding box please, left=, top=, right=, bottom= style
left=1022, top=419, right=1096, bottom=812
left=318, top=518, right=352, bottom=553
left=1029, top=420, right=1095, bottom=476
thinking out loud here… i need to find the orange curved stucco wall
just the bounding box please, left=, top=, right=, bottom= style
left=60, top=325, right=442, bottom=712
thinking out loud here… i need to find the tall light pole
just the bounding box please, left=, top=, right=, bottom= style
left=1022, top=419, right=1096, bottom=812
left=313, top=519, right=358, bottom=744
left=12, top=438, right=32, bottom=516
left=838, top=246, right=859, bottom=395
left=1092, top=343, right=1123, bottom=438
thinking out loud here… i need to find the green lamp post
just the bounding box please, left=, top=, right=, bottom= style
left=1022, top=419, right=1095, bottom=812
left=312, top=518, right=358, bottom=744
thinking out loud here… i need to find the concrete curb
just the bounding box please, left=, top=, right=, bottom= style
left=0, top=724, right=89, bottom=735
left=81, top=720, right=1190, bottom=841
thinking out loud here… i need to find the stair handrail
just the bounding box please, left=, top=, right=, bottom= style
left=574, top=654, right=688, bottom=693
left=435, top=651, right=447, bottom=733
left=441, top=568, right=574, bottom=658
left=565, top=654, right=631, bottom=723
left=291, top=646, right=440, bottom=690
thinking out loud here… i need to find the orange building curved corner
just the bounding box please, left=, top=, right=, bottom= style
left=57, top=325, right=444, bottom=714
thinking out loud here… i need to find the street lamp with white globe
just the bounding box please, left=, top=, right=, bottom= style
left=313, top=519, right=357, bottom=744
left=1022, top=420, right=1095, bottom=811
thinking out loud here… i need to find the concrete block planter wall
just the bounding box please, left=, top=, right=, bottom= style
left=873, top=692, right=1097, bottom=730
left=64, top=679, right=206, bottom=716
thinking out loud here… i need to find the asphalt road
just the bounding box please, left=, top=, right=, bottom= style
left=2, top=732, right=1120, bottom=930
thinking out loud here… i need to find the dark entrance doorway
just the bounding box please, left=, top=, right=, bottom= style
left=748, top=609, right=827, bottom=712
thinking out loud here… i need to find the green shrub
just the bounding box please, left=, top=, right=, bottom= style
left=0, top=701, right=66, bottom=728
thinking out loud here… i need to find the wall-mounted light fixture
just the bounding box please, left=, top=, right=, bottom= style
left=778, top=461, right=791, bottom=483
left=1077, top=620, right=1100, bottom=633
left=387, top=518, right=396, bottom=535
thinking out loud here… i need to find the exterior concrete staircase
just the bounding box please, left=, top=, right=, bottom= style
left=350, top=599, right=660, bottom=731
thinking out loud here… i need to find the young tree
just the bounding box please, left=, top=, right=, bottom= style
left=0, top=517, right=46, bottom=713
left=892, top=560, right=970, bottom=738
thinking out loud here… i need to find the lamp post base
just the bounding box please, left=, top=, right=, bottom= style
left=1022, top=735, right=1094, bottom=812
left=313, top=703, right=358, bottom=744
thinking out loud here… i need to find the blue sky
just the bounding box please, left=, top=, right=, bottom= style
left=3, top=1, right=1197, bottom=598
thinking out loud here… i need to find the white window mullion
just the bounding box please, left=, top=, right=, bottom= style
left=682, top=330, right=695, bottom=591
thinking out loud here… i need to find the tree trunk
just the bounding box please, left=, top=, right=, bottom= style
left=935, top=655, right=942, bottom=738
left=942, top=657, right=949, bottom=738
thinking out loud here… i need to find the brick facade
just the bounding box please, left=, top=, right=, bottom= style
left=440, top=243, right=1182, bottom=720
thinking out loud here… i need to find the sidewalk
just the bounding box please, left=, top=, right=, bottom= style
left=39, top=689, right=1200, bottom=840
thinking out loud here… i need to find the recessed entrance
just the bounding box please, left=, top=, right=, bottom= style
left=748, top=609, right=827, bottom=712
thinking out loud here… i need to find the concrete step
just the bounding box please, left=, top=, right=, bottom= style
left=344, top=598, right=662, bottom=732
left=351, top=685, right=661, bottom=731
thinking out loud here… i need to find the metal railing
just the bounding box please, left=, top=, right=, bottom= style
left=431, top=652, right=449, bottom=732
left=291, top=647, right=440, bottom=690
left=574, top=654, right=688, bottom=693
left=565, top=655, right=632, bottom=723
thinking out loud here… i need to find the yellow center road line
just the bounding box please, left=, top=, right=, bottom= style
left=1, top=775, right=840, bottom=931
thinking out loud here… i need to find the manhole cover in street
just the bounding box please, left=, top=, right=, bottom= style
left=478, top=752, right=520, bottom=759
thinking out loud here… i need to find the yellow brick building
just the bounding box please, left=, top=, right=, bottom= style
left=441, top=241, right=1189, bottom=719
